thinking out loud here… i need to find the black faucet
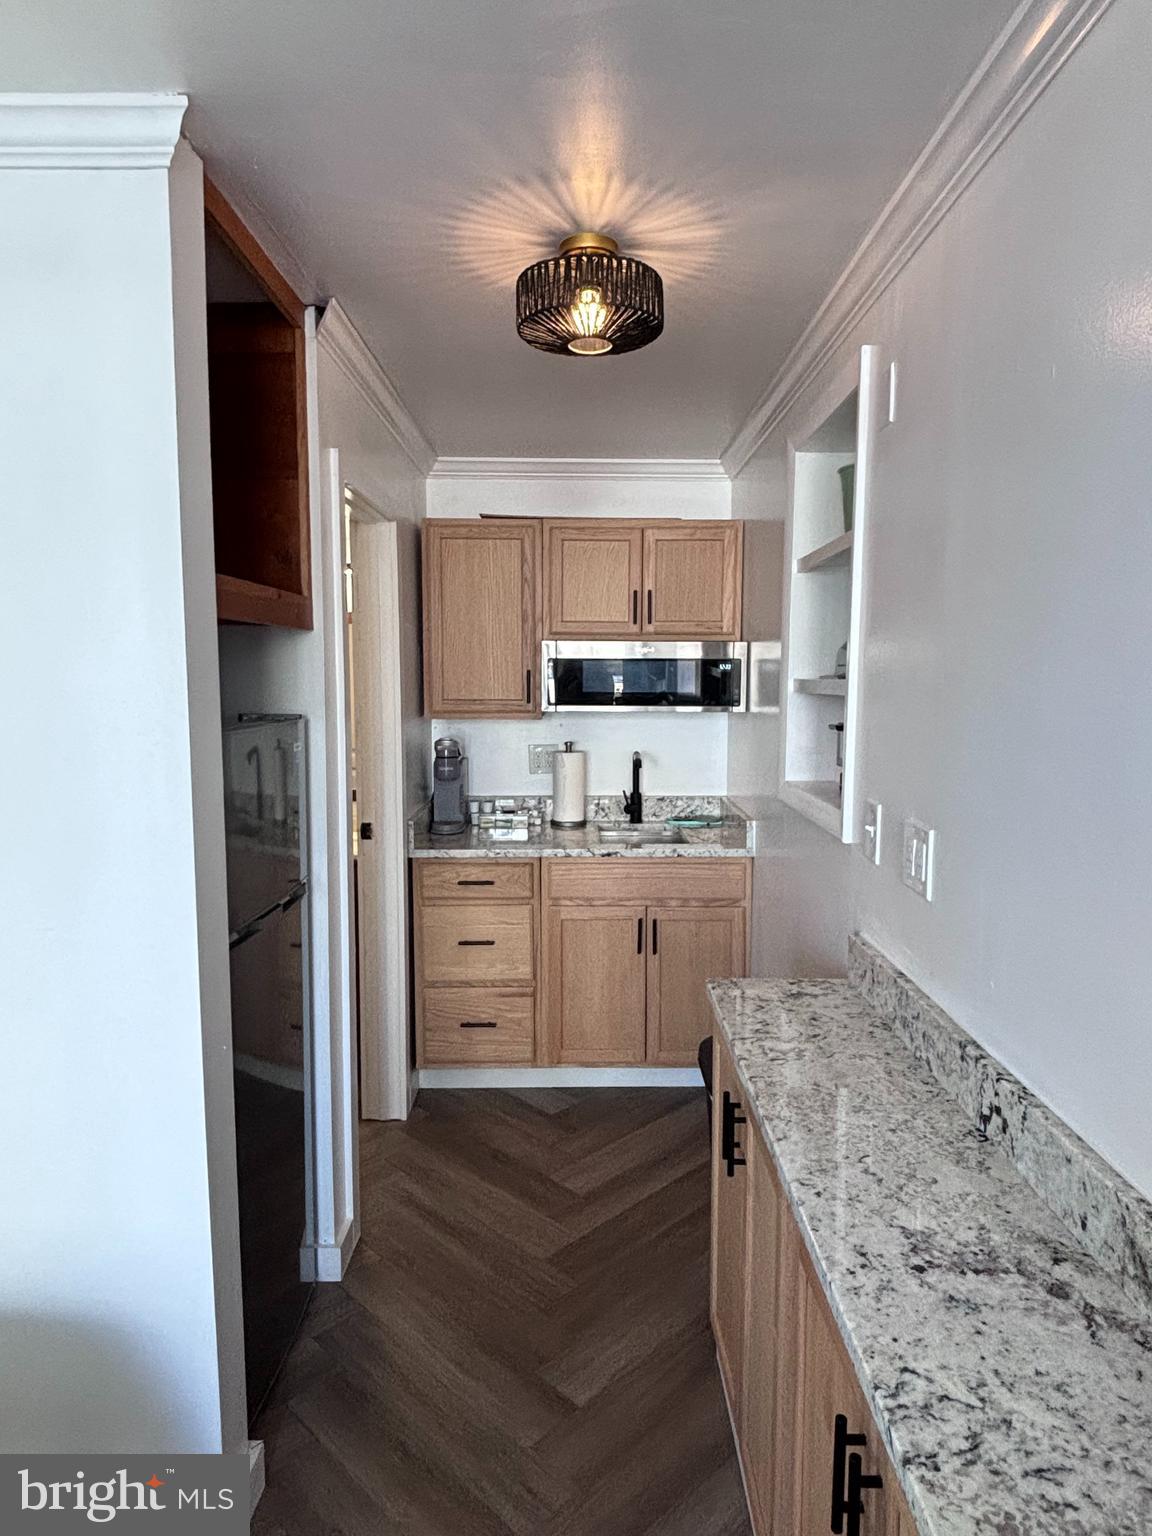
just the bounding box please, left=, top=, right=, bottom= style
left=622, top=751, right=643, bottom=824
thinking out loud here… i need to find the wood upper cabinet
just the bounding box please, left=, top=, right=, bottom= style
left=544, top=905, right=648, bottom=1064
left=647, top=906, right=746, bottom=1066
left=545, top=521, right=644, bottom=635
left=541, top=519, right=744, bottom=639
left=643, top=523, right=743, bottom=637
left=422, top=520, right=541, bottom=717
left=710, top=1031, right=752, bottom=1429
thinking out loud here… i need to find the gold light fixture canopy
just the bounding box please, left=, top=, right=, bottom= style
left=515, top=232, right=663, bottom=357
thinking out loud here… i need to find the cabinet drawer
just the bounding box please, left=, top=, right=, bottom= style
left=416, top=859, right=536, bottom=904
left=544, top=858, right=748, bottom=906
left=420, top=903, right=535, bottom=985
left=420, top=988, right=535, bottom=1065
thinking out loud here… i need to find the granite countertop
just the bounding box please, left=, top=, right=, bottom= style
left=409, top=795, right=754, bottom=859
left=708, top=973, right=1152, bottom=1536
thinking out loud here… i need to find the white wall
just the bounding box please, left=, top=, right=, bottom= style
left=433, top=715, right=729, bottom=799
left=426, top=463, right=730, bottom=521
left=218, top=300, right=429, bottom=1246
left=731, top=0, right=1152, bottom=1199
left=0, top=102, right=244, bottom=1453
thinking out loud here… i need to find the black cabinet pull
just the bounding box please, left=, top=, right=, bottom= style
left=458, top=939, right=496, bottom=946
left=720, top=1090, right=746, bottom=1177
left=832, top=1415, right=883, bottom=1536
left=636, top=916, right=644, bottom=954
left=646, top=589, right=653, bottom=625
left=652, top=918, right=659, bottom=955
left=526, top=667, right=532, bottom=704
left=459, top=1020, right=498, bottom=1029
left=631, top=589, right=639, bottom=625
left=457, top=879, right=495, bottom=886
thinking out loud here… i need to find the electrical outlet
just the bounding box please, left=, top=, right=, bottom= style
left=902, top=818, right=936, bottom=900
left=862, top=801, right=882, bottom=864
left=529, top=743, right=560, bottom=775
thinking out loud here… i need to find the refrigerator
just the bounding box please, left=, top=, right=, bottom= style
left=222, top=714, right=313, bottom=1426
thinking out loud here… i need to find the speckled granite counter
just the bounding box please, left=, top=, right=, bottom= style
left=709, top=950, right=1152, bottom=1536
left=409, top=795, right=754, bottom=859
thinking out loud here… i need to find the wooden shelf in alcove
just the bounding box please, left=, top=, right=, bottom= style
left=216, top=573, right=311, bottom=630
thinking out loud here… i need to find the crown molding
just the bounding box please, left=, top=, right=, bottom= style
left=429, top=457, right=728, bottom=482
left=0, top=93, right=187, bottom=169
left=316, top=300, right=437, bottom=476
left=722, top=0, right=1115, bottom=475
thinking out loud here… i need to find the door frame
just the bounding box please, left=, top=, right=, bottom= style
left=344, top=486, right=413, bottom=1122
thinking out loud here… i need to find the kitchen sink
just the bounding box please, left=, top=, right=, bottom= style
left=595, top=821, right=685, bottom=846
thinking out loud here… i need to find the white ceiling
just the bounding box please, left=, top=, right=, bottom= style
left=6, top=0, right=1019, bottom=459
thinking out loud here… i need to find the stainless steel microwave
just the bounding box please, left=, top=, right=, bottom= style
left=542, top=640, right=748, bottom=712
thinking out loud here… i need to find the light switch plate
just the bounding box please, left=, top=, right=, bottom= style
left=902, top=818, right=936, bottom=900
left=862, top=801, right=882, bottom=864
left=529, top=743, right=559, bottom=775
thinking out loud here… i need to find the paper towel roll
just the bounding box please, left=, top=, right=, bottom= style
left=551, top=742, right=587, bottom=827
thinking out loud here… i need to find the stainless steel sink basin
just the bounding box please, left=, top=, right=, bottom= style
left=595, top=821, right=685, bottom=846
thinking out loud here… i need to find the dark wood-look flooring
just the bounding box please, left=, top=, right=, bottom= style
left=252, top=1088, right=751, bottom=1536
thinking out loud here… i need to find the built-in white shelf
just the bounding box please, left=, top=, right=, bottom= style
left=779, top=779, right=843, bottom=836
left=793, top=676, right=847, bottom=697
left=795, top=529, right=853, bottom=573
left=780, top=344, right=880, bottom=843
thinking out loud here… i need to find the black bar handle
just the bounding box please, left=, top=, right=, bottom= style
left=632, top=589, right=639, bottom=625
left=460, top=1020, right=498, bottom=1029
left=646, top=589, right=653, bottom=625
left=526, top=667, right=532, bottom=704
left=652, top=918, right=659, bottom=955
left=458, top=939, right=496, bottom=947
left=720, top=1090, right=747, bottom=1177
left=457, top=879, right=495, bottom=886
left=636, top=916, right=644, bottom=954
left=831, top=1416, right=876, bottom=1536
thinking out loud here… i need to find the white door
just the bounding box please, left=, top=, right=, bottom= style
left=349, top=504, right=411, bottom=1120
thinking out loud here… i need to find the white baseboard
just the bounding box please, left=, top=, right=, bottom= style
left=416, top=1066, right=704, bottom=1089
left=248, top=1439, right=265, bottom=1515
left=305, top=1214, right=361, bottom=1282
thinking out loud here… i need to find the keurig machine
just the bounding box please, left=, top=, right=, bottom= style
left=430, top=737, right=469, bottom=835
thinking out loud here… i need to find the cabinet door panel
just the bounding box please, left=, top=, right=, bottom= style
left=643, top=523, right=743, bottom=637
left=647, top=906, right=745, bottom=1065
left=545, top=905, right=646, bottom=1063
left=710, top=1033, right=751, bottom=1431
left=798, top=1268, right=889, bottom=1536
left=545, top=522, right=643, bottom=635
left=423, top=521, right=540, bottom=716
left=741, top=1129, right=782, bottom=1535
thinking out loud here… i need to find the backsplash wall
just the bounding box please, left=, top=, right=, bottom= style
left=429, top=716, right=728, bottom=798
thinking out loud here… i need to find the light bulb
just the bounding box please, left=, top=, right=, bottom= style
left=568, top=286, right=613, bottom=354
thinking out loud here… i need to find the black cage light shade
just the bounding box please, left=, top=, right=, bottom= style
left=516, top=232, right=664, bottom=357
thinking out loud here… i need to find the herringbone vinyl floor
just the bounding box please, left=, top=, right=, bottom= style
left=252, top=1088, right=751, bottom=1536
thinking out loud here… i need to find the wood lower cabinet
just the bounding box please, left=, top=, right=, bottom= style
left=542, top=860, right=751, bottom=1066
left=544, top=905, right=648, bottom=1064
left=414, top=859, right=540, bottom=1065
left=711, top=1031, right=916, bottom=1536
left=422, top=521, right=541, bottom=717
left=647, top=905, right=745, bottom=1065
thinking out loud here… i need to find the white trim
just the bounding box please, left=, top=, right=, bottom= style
left=317, top=300, right=437, bottom=475
left=0, top=93, right=187, bottom=168
left=722, top=0, right=1116, bottom=474
left=417, top=1066, right=704, bottom=1089
left=248, top=1440, right=266, bottom=1516
left=308, top=1214, right=362, bottom=1282
left=429, top=456, right=728, bottom=482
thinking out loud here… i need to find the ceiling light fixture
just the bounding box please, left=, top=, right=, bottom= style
left=515, top=232, right=663, bottom=357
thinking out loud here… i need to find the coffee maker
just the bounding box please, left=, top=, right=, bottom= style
left=430, top=737, right=469, bottom=835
